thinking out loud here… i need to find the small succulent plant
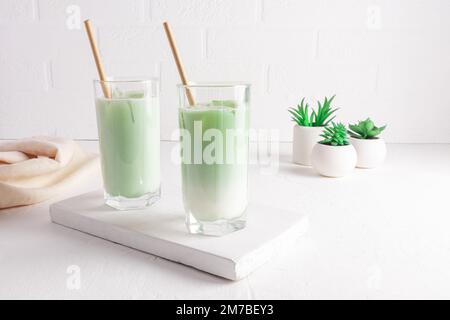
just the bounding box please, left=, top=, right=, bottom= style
left=288, top=95, right=338, bottom=127
left=314, top=95, right=338, bottom=126
left=348, top=118, right=386, bottom=139
left=319, top=122, right=349, bottom=146
left=288, top=97, right=314, bottom=126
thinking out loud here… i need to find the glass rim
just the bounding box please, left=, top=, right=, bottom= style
left=94, top=77, right=159, bottom=84
left=177, top=82, right=251, bottom=89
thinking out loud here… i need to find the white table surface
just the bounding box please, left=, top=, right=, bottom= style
left=1, top=141, right=449, bottom=299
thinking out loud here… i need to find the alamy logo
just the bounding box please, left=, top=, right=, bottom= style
left=367, top=5, right=382, bottom=30
left=177, top=122, right=249, bottom=165
left=367, top=265, right=382, bottom=290
left=66, top=265, right=81, bottom=290
left=66, top=5, right=81, bottom=30
left=170, top=123, right=280, bottom=175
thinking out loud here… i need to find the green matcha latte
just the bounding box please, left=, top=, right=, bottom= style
left=94, top=79, right=160, bottom=210
left=178, top=84, right=250, bottom=236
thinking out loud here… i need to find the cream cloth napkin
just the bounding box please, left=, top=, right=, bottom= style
left=0, top=136, right=99, bottom=209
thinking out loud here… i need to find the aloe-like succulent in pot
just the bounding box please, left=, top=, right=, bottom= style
left=348, top=118, right=386, bottom=139
left=314, top=95, right=338, bottom=126
left=288, top=98, right=314, bottom=126
left=319, top=122, right=349, bottom=146
left=288, top=95, right=338, bottom=127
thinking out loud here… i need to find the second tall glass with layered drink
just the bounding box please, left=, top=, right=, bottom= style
left=178, top=83, right=250, bottom=236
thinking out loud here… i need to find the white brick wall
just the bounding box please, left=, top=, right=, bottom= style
left=0, top=0, right=35, bottom=22
left=0, top=0, right=449, bottom=142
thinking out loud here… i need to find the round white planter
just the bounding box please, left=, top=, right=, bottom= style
left=292, top=125, right=324, bottom=166
left=350, top=137, right=387, bottom=168
left=311, top=143, right=357, bottom=178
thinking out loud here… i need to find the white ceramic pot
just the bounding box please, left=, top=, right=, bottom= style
left=292, top=125, right=324, bottom=166
left=311, top=143, right=357, bottom=177
left=350, top=137, right=387, bottom=168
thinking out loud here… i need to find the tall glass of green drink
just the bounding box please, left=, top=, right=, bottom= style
left=94, top=78, right=160, bottom=210
left=178, top=83, right=250, bottom=236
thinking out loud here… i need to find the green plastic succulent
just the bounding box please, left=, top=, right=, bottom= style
left=348, top=118, right=386, bottom=139
left=288, top=95, right=338, bottom=127
left=288, top=98, right=314, bottom=126
left=319, top=122, right=349, bottom=146
left=314, top=95, right=338, bottom=126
